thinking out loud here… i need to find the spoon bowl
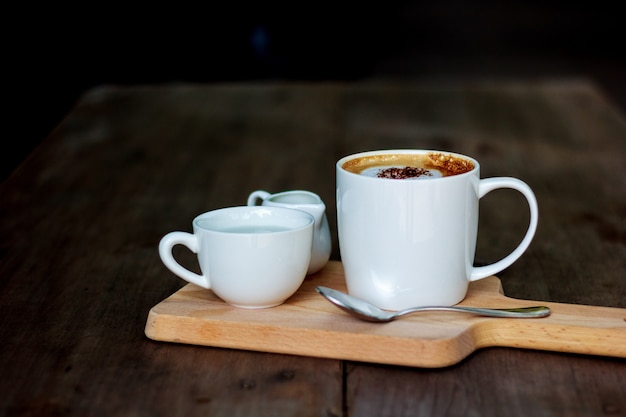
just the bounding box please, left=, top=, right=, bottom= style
left=315, top=286, right=550, bottom=322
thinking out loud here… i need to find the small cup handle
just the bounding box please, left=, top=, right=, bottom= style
left=470, top=177, right=539, bottom=281
left=247, top=190, right=271, bottom=206
left=158, top=231, right=211, bottom=289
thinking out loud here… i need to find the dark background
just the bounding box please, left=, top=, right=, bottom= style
left=5, top=1, right=624, bottom=181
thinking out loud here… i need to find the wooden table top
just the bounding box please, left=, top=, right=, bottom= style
left=1, top=80, right=625, bottom=416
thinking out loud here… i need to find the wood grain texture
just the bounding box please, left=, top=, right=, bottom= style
left=146, top=261, right=626, bottom=368
left=1, top=80, right=625, bottom=416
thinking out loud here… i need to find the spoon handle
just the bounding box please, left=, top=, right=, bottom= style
left=399, top=305, right=551, bottom=318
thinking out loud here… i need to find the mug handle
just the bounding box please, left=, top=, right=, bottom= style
left=247, top=190, right=270, bottom=206
left=158, top=232, right=211, bottom=289
left=470, top=177, right=539, bottom=281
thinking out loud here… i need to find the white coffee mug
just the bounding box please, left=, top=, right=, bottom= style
left=159, top=206, right=314, bottom=308
left=336, top=149, right=538, bottom=310
left=247, top=190, right=331, bottom=275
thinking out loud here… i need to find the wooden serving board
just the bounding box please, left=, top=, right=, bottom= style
left=145, top=261, right=626, bottom=368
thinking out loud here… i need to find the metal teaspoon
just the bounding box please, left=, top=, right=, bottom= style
left=315, top=286, right=551, bottom=322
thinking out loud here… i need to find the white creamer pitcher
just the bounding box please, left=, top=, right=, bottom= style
left=247, top=190, right=331, bottom=274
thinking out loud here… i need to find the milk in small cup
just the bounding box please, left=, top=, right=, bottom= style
left=247, top=190, right=331, bottom=274
left=159, top=206, right=314, bottom=308
left=336, top=149, right=538, bottom=310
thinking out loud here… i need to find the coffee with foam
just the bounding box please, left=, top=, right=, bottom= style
left=342, top=152, right=475, bottom=179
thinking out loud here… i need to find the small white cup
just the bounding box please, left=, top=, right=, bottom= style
left=158, top=206, right=314, bottom=308
left=247, top=190, right=331, bottom=275
left=337, top=149, right=538, bottom=310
